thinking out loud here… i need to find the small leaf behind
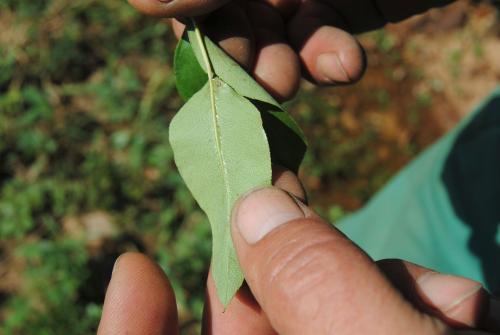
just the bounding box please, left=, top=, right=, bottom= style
left=254, top=101, right=307, bottom=172
left=169, top=79, right=271, bottom=306
left=174, top=34, right=208, bottom=101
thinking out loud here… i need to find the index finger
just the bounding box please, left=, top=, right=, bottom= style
left=97, top=253, right=179, bottom=335
left=128, top=0, right=229, bottom=18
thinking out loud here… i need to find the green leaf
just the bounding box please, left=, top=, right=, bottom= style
left=170, top=23, right=307, bottom=306
left=255, top=100, right=307, bottom=172
left=169, top=79, right=272, bottom=306
left=174, top=34, right=208, bottom=101
left=186, top=27, right=307, bottom=173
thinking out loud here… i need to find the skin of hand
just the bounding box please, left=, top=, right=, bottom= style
left=128, top=0, right=454, bottom=101
left=97, top=169, right=500, bottom=335
left=102, top=2, right=498, bottom=333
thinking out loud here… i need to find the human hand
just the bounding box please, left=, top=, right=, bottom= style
left=97, top=170, right=499, bottom=334
left=128, top=0, right=455, bottom=101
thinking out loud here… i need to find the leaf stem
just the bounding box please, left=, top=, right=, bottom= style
left=192, top=20, right=214, bottom=80
left=192, top=20, right=217, bottom=134
left=192, top=18, right=230, bottom=198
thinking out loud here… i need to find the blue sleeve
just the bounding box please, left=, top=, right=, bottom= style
left=337, top=87, right=500, bottom=293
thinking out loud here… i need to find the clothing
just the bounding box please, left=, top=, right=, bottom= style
left=338, top=87, right=500, bottom=293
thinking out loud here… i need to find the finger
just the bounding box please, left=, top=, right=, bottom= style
left=170, top=3, right=254, bottom=70
left=202, top=168, right=303, bottom=335
left=127, top=0, right=229, bottom=18
left=231, top=187, right=447, bottom=335
left=202, top=269, right=277, bottom=335
left=378, top=259, right=489, bottom=329
left=171, top=19, right=185, bottom=40
left=97, top=252, right=179, bottom=335
left=248, top=1, right=301, bottom=101
left=288, top=1, right=366, bottom=85
left=271, top=165, right=306, bottom=203
left=202, top=1, right=255, bottom=70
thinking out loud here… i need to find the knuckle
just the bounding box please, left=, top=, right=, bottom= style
left=254, top=223, right=364, bottom=331
left=258, top=223, right=349, bottom=300
left=269, top=237, right=335, bottom=295
left=251, top=222, right=390, bottom=334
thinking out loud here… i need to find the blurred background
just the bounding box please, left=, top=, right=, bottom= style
left=0, top=0, right=499, bottom=333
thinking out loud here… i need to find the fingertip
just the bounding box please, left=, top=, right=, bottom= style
left=299, top=26, right=366, bottom=85
left=271, top=166, right=307, bottom=202
left=288, top=0, right=366, bottom=86
left=416, top=272, right=489, bottom=328
left=315, top=43, right=366, bottom=85
left=337, top=40, right=366, bottom=83
left=378, top=260, right=492, bottom=329
left=98, top=252, right=178, bottom=335
left=253, top=43, right=301, bottom=102
left=202, top=270, right=276, bottom=335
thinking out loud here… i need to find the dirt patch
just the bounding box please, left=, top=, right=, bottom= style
left=298, top=0, right=499, bottom=212
left=393, top=0, right=500, bottom=128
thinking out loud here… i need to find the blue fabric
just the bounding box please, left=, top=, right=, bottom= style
left=338, top=87, right=500, bottom=292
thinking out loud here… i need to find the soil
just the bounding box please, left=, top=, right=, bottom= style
left=299, top=0, right=500, bottom=212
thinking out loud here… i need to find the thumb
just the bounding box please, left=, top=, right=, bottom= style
left=231, top=187, right=447, bottom=335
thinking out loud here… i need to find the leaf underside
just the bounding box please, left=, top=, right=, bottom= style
left=171, top=25, right=307, bottom=306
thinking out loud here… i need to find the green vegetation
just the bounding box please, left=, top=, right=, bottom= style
left=2, top=0, right=495, bottom=334
left=0, top=1, right=210, bottom=333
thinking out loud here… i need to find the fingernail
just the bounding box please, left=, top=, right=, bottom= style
left=316, top=53, right=350, bottom=84
left=417, top=272, right=483, bottom=312
left=233, top=187, right=305, bottom=244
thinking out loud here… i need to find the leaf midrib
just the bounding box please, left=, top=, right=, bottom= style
left=194, top=23, right=233, bottom=301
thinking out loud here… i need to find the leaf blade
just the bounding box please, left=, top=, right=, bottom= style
left=169, top=80, right=272, bottom=306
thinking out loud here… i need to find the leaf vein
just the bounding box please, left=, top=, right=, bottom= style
left=194, top=23, right=233, bottom=299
